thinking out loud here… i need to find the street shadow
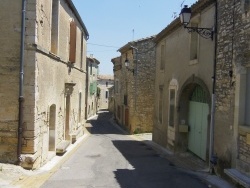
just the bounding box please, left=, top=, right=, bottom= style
left=85, top=110, right=128, bottom=135
left=112, top=140, right=208, bottom=188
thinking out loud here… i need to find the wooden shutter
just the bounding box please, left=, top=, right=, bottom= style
left=69, top=21, right=76, bottom=63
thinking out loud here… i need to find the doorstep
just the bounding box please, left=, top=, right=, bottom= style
left=224, top=168, right=250, bottom=188
left=56, top=140, right=70, bottom=154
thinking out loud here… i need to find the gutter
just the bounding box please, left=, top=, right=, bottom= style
left=17, top=0, right=26, bottom=164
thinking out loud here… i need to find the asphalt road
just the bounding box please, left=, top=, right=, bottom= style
left=41, top=110, right=211, bottom=188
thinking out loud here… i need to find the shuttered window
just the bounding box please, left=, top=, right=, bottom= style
left=69, top=21, right=77, bottom=63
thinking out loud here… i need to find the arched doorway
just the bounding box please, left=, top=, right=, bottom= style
left=188, top=85, right=209, bottom=160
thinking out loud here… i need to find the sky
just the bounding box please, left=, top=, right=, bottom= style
left=72, top=0, right=198, bottom=75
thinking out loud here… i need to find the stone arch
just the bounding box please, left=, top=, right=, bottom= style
left=178, top=75, right=211, bottom=112
left=177, top=75, right=211, bottom=160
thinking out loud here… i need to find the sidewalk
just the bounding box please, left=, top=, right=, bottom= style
left=132, top=133, right=235, bottom=188
left=109, top=117, right=235, bottom=188
left=0, top=126, right=91, bottom=188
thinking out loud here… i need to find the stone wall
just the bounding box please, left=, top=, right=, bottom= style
left=216, top=0, right=250, bottom=175
left=0, top=1, right=22, bottom=163
left=118, top=37, right=156, bottom=134
left=238, top=126, right=250, bottom=175
left=0, top=0, right=88, bottom=169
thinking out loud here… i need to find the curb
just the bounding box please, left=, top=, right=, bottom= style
left=12, top=129, right=90, bottom=188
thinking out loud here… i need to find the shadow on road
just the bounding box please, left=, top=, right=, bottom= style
left=86, top=110, right=128, bottom=135
left=112, top=140, right=208, bottom=188
left=85, top=110, right=208, bottom=188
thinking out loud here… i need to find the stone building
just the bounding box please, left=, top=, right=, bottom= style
left=86, top=56, right=100, bottom=118
left=111, top=56, right=123, bottom=123
left=113, top=36, right=156, bottom=134
left=97, top=75, right=114, bottom=110
left=0, top=0, right=88, bottom=169
left=153, top=0, right=215, bottom=164
left=108, top=86, right=115, bottom=114
left=216, top=0, right=250, bottom=183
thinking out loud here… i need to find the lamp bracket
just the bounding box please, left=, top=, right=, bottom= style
left=126, top=67, right=134, bottom=75
left=184, top=26, right=214, bottom=40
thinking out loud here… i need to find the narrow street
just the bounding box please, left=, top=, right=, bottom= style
left=40, top=110, right=211, bottom=188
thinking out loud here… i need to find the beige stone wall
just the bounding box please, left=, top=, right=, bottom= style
left=86, top=58, right=99, bottom=118
left=153, top=3, right=215, bottom=156
left=0, top=0, right=88, bottom=169
left=97, top=77, right=114, bottom=110
left=116, top=37, right=156, bottom=134
left=0, top=1, right=22, bottom=163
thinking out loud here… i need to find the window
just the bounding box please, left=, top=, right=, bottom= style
left=159, top=86, right=163, bottom=123
left=169, top=89, right=176, bottom=127
left=90, top=64, right=93, bottom=75
left=51, top=0, right=59, bottom=54
left=245, top=68, right=250, bottom=126
left=69, top=21, right=77, bottom=63
left=106, top=91, right=109, bottom=99
left=89, top=83, right=93, bottom=95
left=117, top=105, right=121, bottom=119
left=241, top=0, right=250, bottom=13
left=124, top=95, right=128, bottom=105
left=190, top=23, right=198, bottom=61
left=78, top=92, right=82, bottom=122
left=115, top=80, right=119, bottom=94
left=160, top=44, right=165, bottom=70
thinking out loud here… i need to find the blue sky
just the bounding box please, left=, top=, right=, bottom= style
left=72, top=0, right=198, bottom=75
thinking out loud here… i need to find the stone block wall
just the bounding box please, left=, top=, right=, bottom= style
left=130, top=39, right=156, bottom=133
left=238, top=126, right=250, bottom=175
left=119, top=37, right=156, bottom=134
left=216, top=0, right=250, bottom=175
left=0, top=1, right=22, bottom=163
left=0, top=0, right=88, bottom=169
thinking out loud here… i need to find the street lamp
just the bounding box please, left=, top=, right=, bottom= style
left=124, top=59, right=135, bottom=75
left=124, top=46, right=138, bottom=76
left=180, top=5, right=214, bottom=40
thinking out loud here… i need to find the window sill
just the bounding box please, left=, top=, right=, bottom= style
left=189, top=59, right=198, bottom=65
left=239, top=125, right=250, bottom=134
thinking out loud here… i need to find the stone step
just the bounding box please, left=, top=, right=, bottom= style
left=224, top=168, right=250, bottom=188
left=56, top=140, right=70, bottom=154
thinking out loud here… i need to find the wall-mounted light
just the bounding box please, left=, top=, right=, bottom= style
left=124, top=59, right=135, bottom=75
left=180, top=5, right=214, bottom=40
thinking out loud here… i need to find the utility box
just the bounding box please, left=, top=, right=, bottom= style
left=179, top=124, right=189, bottom=133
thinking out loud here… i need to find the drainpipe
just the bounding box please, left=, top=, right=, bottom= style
left=17, top=0, right=27, bottom=164
left=209, top=0, right=218, bottom=173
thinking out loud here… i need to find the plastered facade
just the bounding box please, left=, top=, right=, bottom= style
left=153, top=0, right=215, bottom=162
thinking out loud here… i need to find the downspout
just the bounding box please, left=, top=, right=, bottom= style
left=209, top=0, right=218, bottom=173
left=17, top=0, right=27, bottom=164
left=85, top=59, right=89, bottom=119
